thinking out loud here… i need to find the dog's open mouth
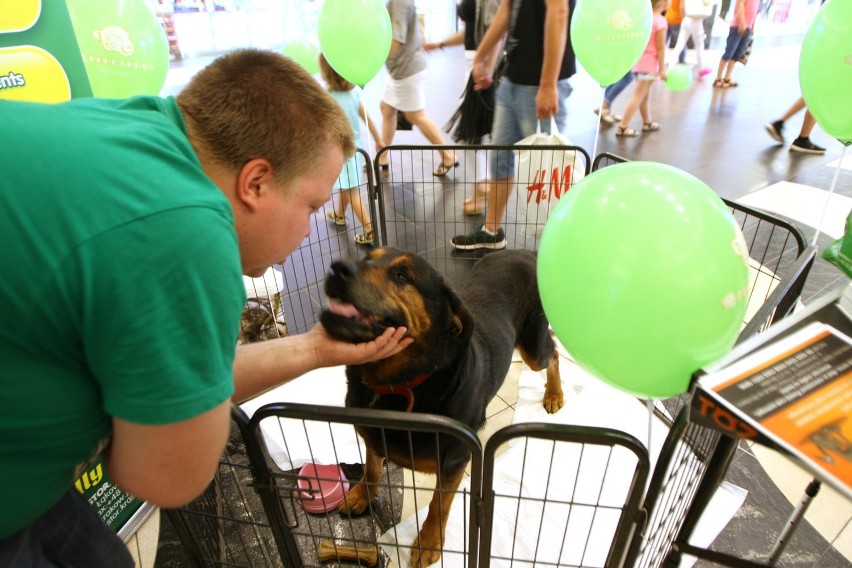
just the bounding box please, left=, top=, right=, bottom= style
left=321, top=297, right=402, bottom=343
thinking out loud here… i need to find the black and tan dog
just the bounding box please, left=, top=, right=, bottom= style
left=320, top=247, right=563, bottom=567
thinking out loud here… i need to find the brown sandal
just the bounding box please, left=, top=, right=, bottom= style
left=721, top=79, right=738, bottom=88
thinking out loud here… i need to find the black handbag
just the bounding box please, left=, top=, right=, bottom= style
left=397, top=112, right=413, bottom=130
left=445, top=57, right=506, bottom=144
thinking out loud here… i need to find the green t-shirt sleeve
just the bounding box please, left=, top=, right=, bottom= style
left=77, top=206, right=244, bottom=425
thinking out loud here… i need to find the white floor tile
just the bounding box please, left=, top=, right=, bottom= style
left=826, top=151, right=852, bottom=172
left=736, top=181, right=852, bottom=239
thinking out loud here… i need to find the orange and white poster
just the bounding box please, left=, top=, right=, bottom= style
left=696, top=321, right=852, bottom=500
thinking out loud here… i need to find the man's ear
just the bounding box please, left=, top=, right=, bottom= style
left=235, top=158, right=275, bottom=211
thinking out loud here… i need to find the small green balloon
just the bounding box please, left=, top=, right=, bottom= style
left=537, top=162, right=750, bottom=399
left=665, top=63, right=692, bottom=92
left=799, top=0, right=852, bottom=142
left=571, top=0, right=653, bottom=87
left=283, top=40, right=320, bottom=75
left=66, top=0, right=169, bottom=99
left=318, top=0, right=391, bottom=86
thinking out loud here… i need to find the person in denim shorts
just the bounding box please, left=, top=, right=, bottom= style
left=451, top=0, right=576, bottom=250
left=712, top=0, right=759, bottom=88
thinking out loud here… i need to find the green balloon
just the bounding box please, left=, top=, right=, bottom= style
left=665, top=63, right=692, bottom=92
left=799, top=0, right=852, bottom=143
left=283, top=40, right=320, bottom=75
left=318, top=0, right=391, bottom=87
left=537, top=162, right=750, bottom=399
left=66, top=0, right=169, bottom=99
left=571, top=0, right=652, bottom=87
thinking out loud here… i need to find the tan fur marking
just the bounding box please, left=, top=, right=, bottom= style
left=519, top=347, right=564, bottom=414
left=338, top=444, right=385, bottom=515
left=409, top=466, right=467, bottom=568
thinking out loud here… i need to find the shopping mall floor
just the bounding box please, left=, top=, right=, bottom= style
left=136, top=32, right=852, bottom=568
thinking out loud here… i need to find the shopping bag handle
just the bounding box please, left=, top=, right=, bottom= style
left=536, top=118, right=560, bottom=137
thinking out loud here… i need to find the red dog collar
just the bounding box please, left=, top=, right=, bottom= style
left=367, top=374, right=431, bottom=412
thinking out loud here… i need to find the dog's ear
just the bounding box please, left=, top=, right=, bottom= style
left=445, top=287, right=474, bottom=342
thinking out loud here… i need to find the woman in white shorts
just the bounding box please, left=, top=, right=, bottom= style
left=381, top=0, right=457, bottom=177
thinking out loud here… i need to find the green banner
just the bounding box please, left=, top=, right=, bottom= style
left=0, top=0, right=93, bottom=101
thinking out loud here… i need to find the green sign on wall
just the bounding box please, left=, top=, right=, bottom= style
left=0, top=0, right=93, bottom=101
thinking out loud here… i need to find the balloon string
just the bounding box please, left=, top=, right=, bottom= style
left=361, top=93, right=375, bottom=159
left=810, top=143, right=848, bottom=246
left=593, top=87, right=605, bottom=162
left=646, top=399, right=654, bottom=454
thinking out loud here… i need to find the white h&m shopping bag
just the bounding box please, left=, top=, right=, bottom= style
left=513, top=119, right=584, bottom=230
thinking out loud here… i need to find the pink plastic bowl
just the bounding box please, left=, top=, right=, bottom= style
left=296, top=463, right=350, bottom=514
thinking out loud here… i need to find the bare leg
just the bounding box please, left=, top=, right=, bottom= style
left=781, top=97, right=807, bottom=122
left=404, top=110, right=456, bottom=165
left=483, top=176, right=511, bottom=233
left=346, top=187, right=373, bottom=236
left=638, top=86, right=652, bottom=125
left=618, top=80, right=653, bottom=130
left=336, top=189, right=350, bottom=218
left=722, top=59, right=737, bottom=81
left=379, top=101, right=397, bottom=166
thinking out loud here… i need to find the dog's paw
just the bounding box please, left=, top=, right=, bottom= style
left=542, top=390, right=564, bottom=414
left=338, top=484, right=370, bottom=516
left=410, top=534, right=442, bottom=568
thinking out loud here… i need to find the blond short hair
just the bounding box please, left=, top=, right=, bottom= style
left=177, top=49, right=355, bottom=188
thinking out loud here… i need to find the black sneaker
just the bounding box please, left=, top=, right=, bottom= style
left=790, top=137, right=826, bottom=154
left=765, top=120, right=784, bottom=143
left=451, top=225, right=506, bottom=250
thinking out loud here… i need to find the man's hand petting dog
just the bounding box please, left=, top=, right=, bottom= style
left=308, top=324, right=413, bottom=367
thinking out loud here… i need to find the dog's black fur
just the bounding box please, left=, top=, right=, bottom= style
left=320, top=247, right=563, bottom=566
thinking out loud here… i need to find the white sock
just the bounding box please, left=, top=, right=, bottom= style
left=481, top=225, right=496, bottom=236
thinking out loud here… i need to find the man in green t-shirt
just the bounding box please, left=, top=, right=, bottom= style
left=0, top=49, right=411, bottom=565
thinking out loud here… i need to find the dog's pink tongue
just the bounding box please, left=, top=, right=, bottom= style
left=327, top=299, right=361, bottom=318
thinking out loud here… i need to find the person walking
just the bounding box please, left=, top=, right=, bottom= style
left=765, top=96, right=827, bottom=154
left=319, top=54, right=384, bottom=246
left=451, top=0, right=576, bottom=250
left=712, top=0, right=758, bottom=88
left=425, top=0, right=502, bottom=198
left=671, top=0, right=715, bottom=78
left=615, top=0, right=669, bottom=137
left=380, top=0, right=457, bottom=176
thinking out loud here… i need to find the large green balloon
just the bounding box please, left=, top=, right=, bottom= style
left=799, top=0, right=852, bottom=144
left=537, top=162, right=750, bottom=399
left=318, top=0, right=391, bottom=87
left=283, top=40, right=320, bottom=75
left=67, top=0, right=169, bottom=99
left=571, top=0, right=652, bottom=87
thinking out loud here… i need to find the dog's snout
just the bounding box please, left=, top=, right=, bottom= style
left=330, top=258, right=358, bottom=280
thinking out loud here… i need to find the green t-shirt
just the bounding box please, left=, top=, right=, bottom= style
left=0, top=96, right=244, bottom=537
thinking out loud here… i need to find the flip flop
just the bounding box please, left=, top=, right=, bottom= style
left=325, top=210, right=346, bottom=226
